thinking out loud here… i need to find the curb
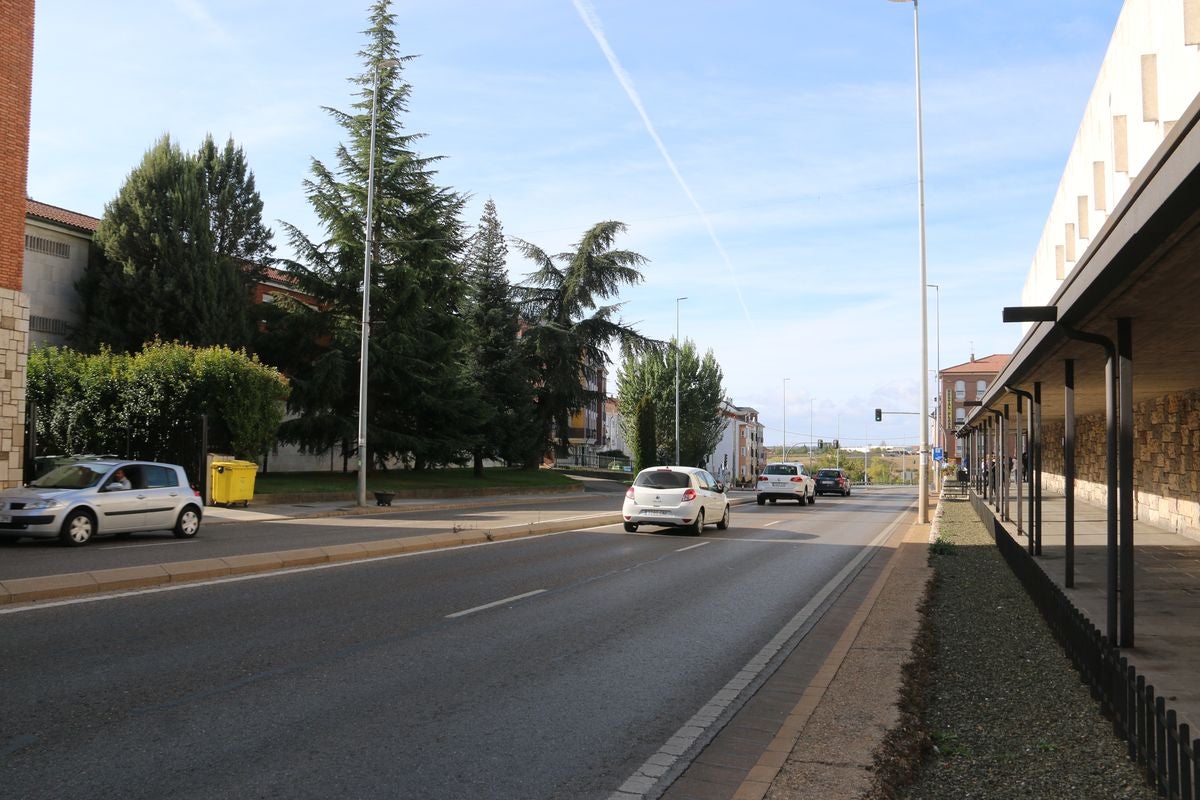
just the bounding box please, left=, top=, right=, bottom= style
left=202, top=489, right=598, bottom=525
left=0, top=497, right=759, bottom=607
left=0, top=513, right=627, bottom=607
left=243, top=483, right=587, bottom=505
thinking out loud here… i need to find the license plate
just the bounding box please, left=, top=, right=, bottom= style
left=641, top=509, right=668, bottom=516
left=771, top=481, right=787, bottom=488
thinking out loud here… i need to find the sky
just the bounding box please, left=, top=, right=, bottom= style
left=27, top=0, right=1126, bottom=451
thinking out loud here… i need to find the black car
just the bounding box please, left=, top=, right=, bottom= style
left=816, top=468, right=852, bottom=497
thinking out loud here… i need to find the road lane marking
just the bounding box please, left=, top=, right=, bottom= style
left=445, top=589, right=547, bottom=619
left=105, top=540, right=195, bottom=550
left=675, top=542, right=709, bottom=553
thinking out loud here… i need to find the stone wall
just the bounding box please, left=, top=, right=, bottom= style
left=1041, top=390, right=1200, bottom=539
left=0, top=288, right=29, bottom=487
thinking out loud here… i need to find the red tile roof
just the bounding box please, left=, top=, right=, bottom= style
left=941, top=353, right=1010, bottom=374
left=26, top=198, right=100, bottom=233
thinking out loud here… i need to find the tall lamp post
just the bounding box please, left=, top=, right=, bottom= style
left=782, top=378, right=790, bottom=459
left=889, top=0, right=930, bottom=524
left=675, top=296, right=687, bottom=465
left=357, top=58, right=399, bottom=507
left=927, top=282, right=941, bottom=472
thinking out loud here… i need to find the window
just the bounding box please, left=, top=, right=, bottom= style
left=976, top=380, right=987, bottom=396
left=24, top=234, right=70, bottom=259
left=954, top=380, right=965, bottom=401
left=143, top=465, right=179, bottom=489
left=955, top=408, right=966, bottom=425
left=30, top=316, right=69, bottom=335
left=634, top=470, right=691, bottom=490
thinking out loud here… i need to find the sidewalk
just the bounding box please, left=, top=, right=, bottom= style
left=980, top=488, right=1200, bottom=733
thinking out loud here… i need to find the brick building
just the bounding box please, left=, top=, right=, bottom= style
left=1, top=0, right=35, bottom=489
left=935, top=353, right=1009, bottom=464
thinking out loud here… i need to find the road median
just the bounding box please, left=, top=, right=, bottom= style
left=0, top=512, right=624, bottom=606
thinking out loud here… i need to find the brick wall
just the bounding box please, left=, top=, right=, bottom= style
left=1, top=0, right=34, bottom=488
left=1041, top=391, right=1200, bottom=539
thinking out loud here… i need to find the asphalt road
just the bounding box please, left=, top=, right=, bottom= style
left=0, top=494, right=629, bottom=580
left=0, top=489, right=915, bottom=799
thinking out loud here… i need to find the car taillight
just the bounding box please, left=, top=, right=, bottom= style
left=682, top=488, right=697, bottom=501
left=626, top=487, right=635, bottom=499
left=790, top=476, right=805, bottom=483
left=757, top=475, right=767, bottom=482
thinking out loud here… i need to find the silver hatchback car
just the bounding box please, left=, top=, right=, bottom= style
left=0, top=460, right=203, bottom=546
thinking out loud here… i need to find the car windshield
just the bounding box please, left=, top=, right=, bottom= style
left=29, top=463, right=108, bottom=490
left=818, top=470, right=840, bottom=478
left=764, top=464, right=798, bottom=476
left=634, top=470, right=691, bottom=490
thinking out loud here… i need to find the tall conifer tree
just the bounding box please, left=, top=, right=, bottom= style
left=275, top=0, right=471, bottom=470
left=79, top=134, right=271, bottom=353
left=462, top=200, right=539, bottom=474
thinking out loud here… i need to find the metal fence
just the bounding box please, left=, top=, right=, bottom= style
left=553, top=452, right=632, bottom=473
left=970, top=494, right=1200, bottom=799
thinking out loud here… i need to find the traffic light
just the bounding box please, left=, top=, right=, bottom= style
left=834, top=439, right=839, bottom=449
left=818, top=439, right=824, bottom=449
left=874, top=408, right=882, bottom=422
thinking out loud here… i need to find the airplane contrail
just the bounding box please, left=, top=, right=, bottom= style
left=571, top=0, right=752, bottom=322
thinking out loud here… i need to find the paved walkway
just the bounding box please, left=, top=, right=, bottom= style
left=979, top=487, right=1200, bottom=733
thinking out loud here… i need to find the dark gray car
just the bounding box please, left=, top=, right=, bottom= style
left=816, top=468, right=852, bottom=496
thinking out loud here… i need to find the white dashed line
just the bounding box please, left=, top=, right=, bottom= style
left=445, top=589, right=547, bottom=619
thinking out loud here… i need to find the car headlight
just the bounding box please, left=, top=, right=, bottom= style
left=24, top=498, right=64, bottom=510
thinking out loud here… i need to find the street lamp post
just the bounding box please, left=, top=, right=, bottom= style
left=675, top=296, right=687, bottom=465
left=890, top=0, right=930, bottom=524
left=782, top=378, right=790, bottom=460
left=357, top=58, right=399, bottom=508
left=928, top=281, right=941, bottom=478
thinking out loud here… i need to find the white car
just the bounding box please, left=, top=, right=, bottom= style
left=622, top=465, right=731, bottom=535
left=0, top=460, right=203, bottom=546
left=756, top=462, right=816, bottom=506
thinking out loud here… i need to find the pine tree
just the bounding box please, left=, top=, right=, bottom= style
left=198, top=134, right=274, bottom=281
left=79, top=134, right=272, bottom=353
left=275, top=0, right=471, bottom=470
left=462, top=199, right=539, bottom=474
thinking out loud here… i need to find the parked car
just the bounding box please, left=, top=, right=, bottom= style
left=756, top=462, right=816, bottom=505
left=622, top=465, right=730, bottom=535
left=0, top=460, right=203, bottom=546
left=816, top=468, right=852, bottom=497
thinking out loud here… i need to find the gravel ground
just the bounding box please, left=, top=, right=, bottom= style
left=867, top=496, right=1157, bottom=800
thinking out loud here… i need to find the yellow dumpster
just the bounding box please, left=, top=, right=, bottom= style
left=211, top=459, right=258, bottom=506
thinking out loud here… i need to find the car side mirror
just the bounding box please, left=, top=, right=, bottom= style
left=716, top=482, right=726, bottom=493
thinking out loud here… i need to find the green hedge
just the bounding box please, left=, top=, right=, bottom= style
left=28, top=341, right=289, bottom=464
